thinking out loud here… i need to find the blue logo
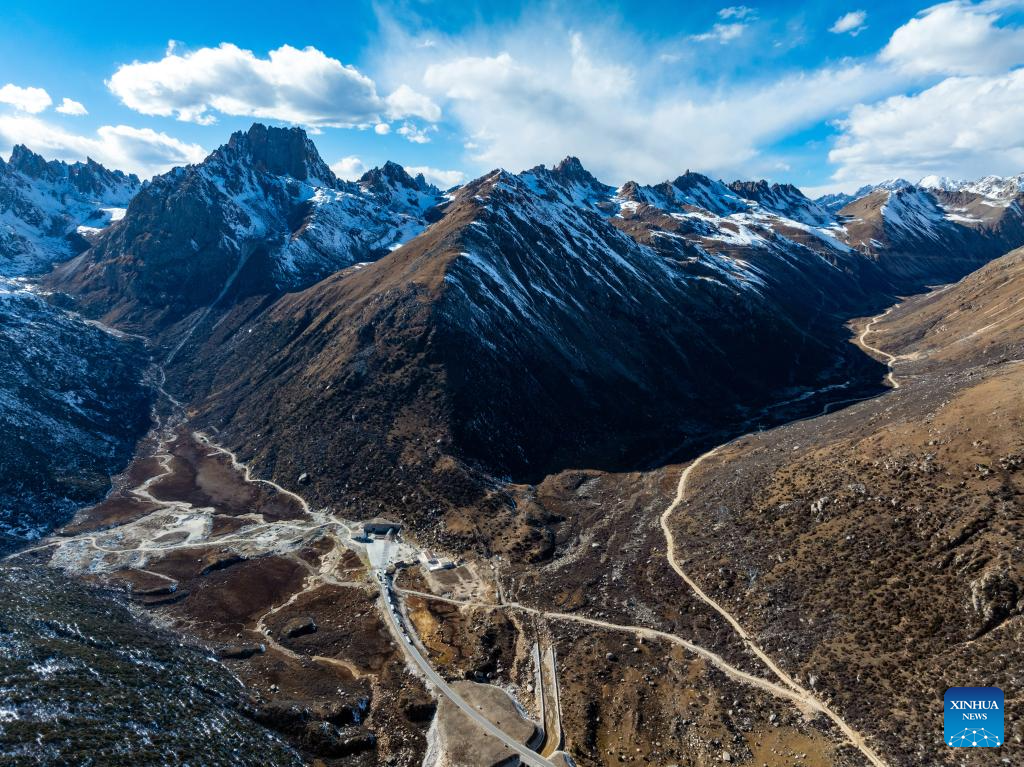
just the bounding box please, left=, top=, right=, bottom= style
left=945, top=687, right=1003, bottom=747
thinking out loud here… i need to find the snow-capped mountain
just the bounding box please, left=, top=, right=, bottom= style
left=357, top=160, right=445, bottom=216
left=919, top=172, right=1024, bottom=199
left=176, top=154, right=891, bottom=531
left=727, top=180, right=834, bottom=227
left=27, top=123, right=1024, bottom=541
left=50, top=124, right=444, bottom=331
left=0, top=146, right=139, bottom=276
left=837, top=175, right=1024, bottom=281
left=0, top=280, right=150, bottom=551
left=814, top=180, right=915, bottom=214
left=616, top=171, right=749, bottom=217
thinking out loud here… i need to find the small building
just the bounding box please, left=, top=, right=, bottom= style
left=419, top=550, right=454, bottom=572
left=363, top=518, right=402, bottom=537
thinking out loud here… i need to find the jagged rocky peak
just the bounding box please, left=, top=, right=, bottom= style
left=359, top=160, right=430, bottom=194
left=551, top=155, right=602, bottom=186
left=665, top=171, right=748, bottom=215
left=216, top=123, right=337, bottom=186
left=670, top=170, right=719, bottom=193
left=7, top=144, right=52, bottom=178
left=4, top=145, right=139, bottom=192
left=518, top=156, right=613, bottom=209
left=728, top=179, right=833, bottom=226
left=862, top=178, right=915, bottom=196
left=728, top=179, right=807, bottom=201
left=358, top=160, right=444, bottom=217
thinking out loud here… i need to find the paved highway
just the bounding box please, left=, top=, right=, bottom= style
left=376, top=571, right=555, bottom=767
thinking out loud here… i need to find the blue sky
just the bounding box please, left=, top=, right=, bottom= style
left=2, top=0, right=1023, bottom=193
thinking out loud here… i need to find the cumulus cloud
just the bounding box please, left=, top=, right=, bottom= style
left=107, top=42, right=439, bottom=129
left=330, top=155, right=368, bottom=180
left=881, top=0, right=1024, bottom=75
left=374, top=122, right=391, bottom=135
left=0, top=115, right=207, bottom=177
left=55, top=97, right=88, bottom=116
left=406, top=165, right=465, bottom=188
left=829, top=69, right=1024, bottom=186
left=830, top=10, right=868, bottom=36
left=0, top=84, right=52, bottom=114
left=385, top=83, right=441, bottom=121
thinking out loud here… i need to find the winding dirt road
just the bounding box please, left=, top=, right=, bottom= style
left=857, top=306, right=903, bottom=389
left=398, top=587, right=809, bottom=706
left=655, top=304, right=911, bottom=767
left=195, top=432, right=311, bottom=514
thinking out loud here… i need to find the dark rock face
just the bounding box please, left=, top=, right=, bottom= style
left=0, top=563, right=302, bottom=766
left=176, top=160, right=892, bottom=557
left=728, top=179, right=833, bottom=226
left=0, top=281, right=151, bottom=552
left=220, top=123, right=336, bottom=185
left=48, top=123, right=445, bottom=335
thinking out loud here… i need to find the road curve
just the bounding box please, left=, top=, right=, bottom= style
left=656, top=305, right=907, bottom=767
left=196, top=432, right=311, bottom=514
left=857, top=307, right=902, bottom=389
left=380, top=579, right=555, bottom=767
left=398, top=588, right=807, bottom=707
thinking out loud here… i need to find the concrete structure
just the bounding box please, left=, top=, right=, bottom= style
left=363, top=518, right=402, bottom=537
left=419, top=550, right=454, bottom=571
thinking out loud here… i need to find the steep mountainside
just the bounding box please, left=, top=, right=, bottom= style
left=49, top=124, right=443, bottom=333
left=0, top=146, right=139, bottom=275
left=170, top=159, right=894, bottom=554
left=828, top=174, right=1024, bottom=283
left=0, top=280, right=151, bottom=552
left=41, top=125, right=1024, bottom=553
left=869, top=244, right=1024, bottom=373
left=728, top=179, right=834, bottom=226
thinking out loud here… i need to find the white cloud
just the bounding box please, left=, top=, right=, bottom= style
left=829, top=68, right=1024, bottom=186
left=397, top=122, right=433, bottom=144
left=330, top=155, right=367, bottom=180
left=0, top=115, right=207, bottom=177
left=830, top=10, right=868, bottom=36
left=55, top=97, right=88, bottom=116
left=374, top=122, right=391, bottom=135
left=385, top=83, right=441, bottom=121
left=691, top=22, right=748, bottom=43
left=412, top=28, right=896, bottom=183
left=881, top=1, right=1024, bottom=75
left=406, top=165, right=465, bottom=188
left=108, top=42, right=438, bottom=128
left=0, top=84, right=52, bottom=114
left=718, top=6, right=757, bottom=20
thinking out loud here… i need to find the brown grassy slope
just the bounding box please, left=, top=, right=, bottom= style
left=871, top=245, right=1024, bottom=374
left=663, top=248, right=1024, bottom=765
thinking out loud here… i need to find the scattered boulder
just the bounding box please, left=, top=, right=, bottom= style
left=218, top=642, right=266, bottom=660
left=282, top=616, right=318, bottom=639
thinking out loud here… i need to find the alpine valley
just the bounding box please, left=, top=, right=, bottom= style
left=2, top=124, right=1021, bottom=767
